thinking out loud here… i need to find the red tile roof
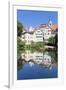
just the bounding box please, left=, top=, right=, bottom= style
left=23, top=24, right=58, bottom=33
left=51, top=24, right=58, bottom=31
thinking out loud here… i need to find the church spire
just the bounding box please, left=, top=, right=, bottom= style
left=48, top=18, right=52, bottom=27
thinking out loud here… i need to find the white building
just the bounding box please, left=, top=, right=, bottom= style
left=39, top=26, right=51, bottom=40
left=21, top=19, right=58, bottom=44
left=21, top=32, right=33, bottom=44
left=33, top=29, right=43, bottom=42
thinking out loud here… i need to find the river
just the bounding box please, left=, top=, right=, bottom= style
left=17, top=50, right=58, bottom=80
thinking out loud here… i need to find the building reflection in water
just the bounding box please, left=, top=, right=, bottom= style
left=17, top=50, right=57, bottom=71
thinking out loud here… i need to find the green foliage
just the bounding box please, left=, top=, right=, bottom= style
left=17, top=37, right=25, bottom=53
left=25, top=42, right=45, bottom=51
left=33, top=42, right=44, bottom=50
left=17, top=21, right=23, bottom=37
left=48, top=51, right=57, bottom=62
left=48, top=36, right=55, bottom=44
left=54, top=34, right=58, bottom=45
left=48, top=34, right=58, bottom=45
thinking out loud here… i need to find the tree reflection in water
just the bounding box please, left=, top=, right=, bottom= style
left=17, top=50, right=57, bottom=71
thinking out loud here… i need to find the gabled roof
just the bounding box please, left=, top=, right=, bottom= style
left=51, top=24, right=58, bottom=31
left=22, top=23, right=58, bottom=34
left=35, top=24, right=58, bottom=32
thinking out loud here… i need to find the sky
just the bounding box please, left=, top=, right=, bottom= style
left=17, top=10, right=58, bottom=28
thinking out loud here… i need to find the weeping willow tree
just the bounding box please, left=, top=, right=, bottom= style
left=17, top=21, right=23, bottom=37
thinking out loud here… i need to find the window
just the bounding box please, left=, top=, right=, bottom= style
left=44, top=33, right=46, bottom=35
left=36, top=36, right=43, bottom=38
left=48, top=33, right=49, bottom=35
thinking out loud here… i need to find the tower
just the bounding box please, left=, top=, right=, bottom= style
left=48, top=18, right=52, bottom=27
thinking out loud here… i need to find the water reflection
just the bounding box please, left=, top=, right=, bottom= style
left=17, top=50, right=58, bottom=80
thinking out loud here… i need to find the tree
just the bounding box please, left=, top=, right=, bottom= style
left=48, top=33, right=58, bottom=48
left=17, top=37, right=25, bottom=52
left=54, top=34, right=58, bottom=45
left=48, top=36, right=55, bottom=44
left=17, top=21, right=23, bottom=37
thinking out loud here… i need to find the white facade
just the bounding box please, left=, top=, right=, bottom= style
left=21, top=27, right=51, bottom=44
left=21, top=33, right=33, bottom=44
left=33, top=30, right=43, bottom=42
left=44, top=28, right=51, bottom=40
left=40, top=27, right=51, bottom=40
left=21, top=20, right=57, bottom=44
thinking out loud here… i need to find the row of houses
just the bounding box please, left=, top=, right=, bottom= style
left=21, top=19, right=58, bottom=44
